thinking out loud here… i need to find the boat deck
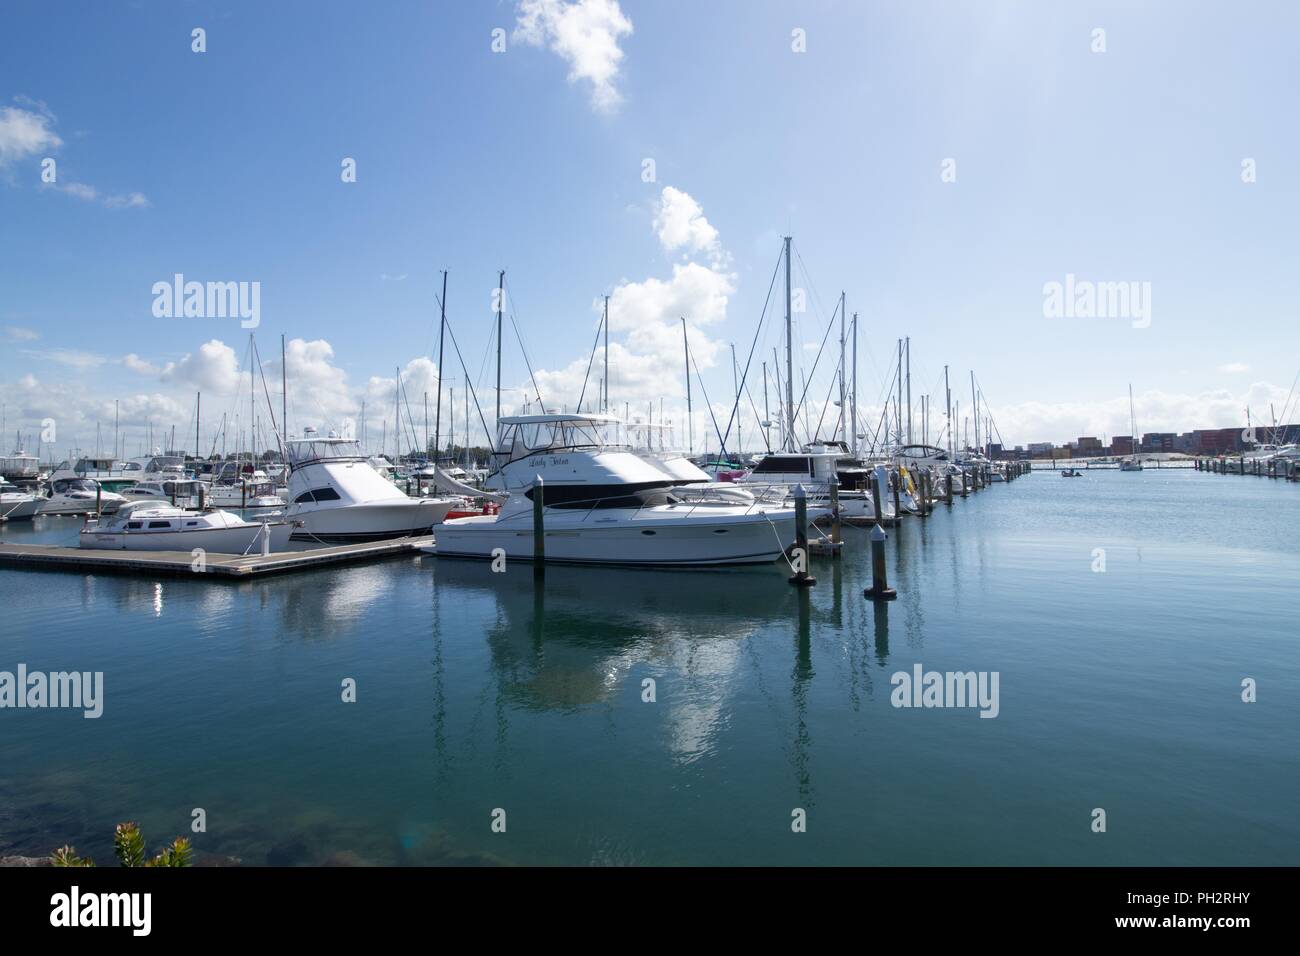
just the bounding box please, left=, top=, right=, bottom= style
left=0, top=535, right=434, bottom=579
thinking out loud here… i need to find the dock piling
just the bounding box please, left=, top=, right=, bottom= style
left=863, top=524, right=897, bottom=602
left=789, top=484, right=816, bottom=587
left=532, top=475, right=545, bottom=573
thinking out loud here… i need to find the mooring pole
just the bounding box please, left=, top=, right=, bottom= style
left=789, top=483, right=815, bottom=587
left=944, top=470, right=953, bottom=505
left=829, top=476, right=842, bottom=545
left=532, top=475, right=545, bottom=573
left=892, top=469, right=902, bottom=526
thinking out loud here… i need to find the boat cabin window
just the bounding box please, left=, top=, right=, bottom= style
left=127, top=521, right=143, bottom=529
left=751, top=456, right=814, bottom=475
left=295, top=487, right=341, bottom=503
left=148, top=521, right=172, bottom=529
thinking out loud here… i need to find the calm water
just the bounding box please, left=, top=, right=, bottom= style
left=1, top=468, right=1297, bottom=866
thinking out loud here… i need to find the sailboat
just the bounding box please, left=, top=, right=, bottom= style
left=1119, top=385, right=1144, bottom=472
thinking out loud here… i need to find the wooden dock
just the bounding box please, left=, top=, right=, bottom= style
left=0, top=536, right=435, bottom=579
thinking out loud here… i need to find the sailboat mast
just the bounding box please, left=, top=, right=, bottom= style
left=682, top=317, right=693, bottom=456
left=970, top=371, right=979, bottom=454
left=496, top=269, right=504, bottom=431
left=763, top=361, right=771, bottom=453
left=838, top=292, right=847, bottom=445
left=279, top=334, right=287, bottom=443
left=435, top=270, right=447, bottom=455
left=603, top=295, right=609, bottom=414
left=944, top=366, right=952, bottom=459
left=731, top=343, right=741, bottom=455
left=905, top=336, right=912, bottom=444
left=851, top=312, right=859, bottom=457
left=783, top=236, right=795, bottom=452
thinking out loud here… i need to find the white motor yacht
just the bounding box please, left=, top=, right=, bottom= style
left=202, top=461, right=285, bottom=509
left=0, top=446, right=40, bottom=481
left=0, top=481, right=43, bottom=521
left=894, top=443, right=951, bottom=472
left=433, top=414, right=813, bottom=566
left=80, top=502, right=291, bottom=553
left=39, top=472, right=127, bottom=515
left=119, top=478, right=205, bottom=508
left=285, top=429, right=456, bottom=542
left=737, top=443, right=893, bottom=524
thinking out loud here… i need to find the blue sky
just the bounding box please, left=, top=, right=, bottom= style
left=2, top=0, right=1298, bottom=458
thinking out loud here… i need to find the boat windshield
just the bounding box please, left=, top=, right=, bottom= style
left=53, top=478, right=98, bottom=493
left=498, top=420, right=628, bottom=456
left=287, top=439, right=365, bottom=465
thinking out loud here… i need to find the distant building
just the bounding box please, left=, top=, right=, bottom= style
left=1141, top=432, right=1175, bottom=452
left=1188, top=428, right=1243, bottom=454
left=1076, top=436, right=1103, bottom=456
left=1111, top=436, right=1135, bottom=456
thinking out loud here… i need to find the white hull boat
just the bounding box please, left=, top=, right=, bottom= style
left=285, top=429, right=457, bottom=542
left=80, top=503, right=292, bottom=553
left=0, top=483, right=43, bottom=521
left=39, top=473, right=126, bottom=515
left=435, top=502, right=799, bottom=566
left=439, top=413, right=813, bottom=566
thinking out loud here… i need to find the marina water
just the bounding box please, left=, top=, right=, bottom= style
left=2, top=468, right=1296, bottom=865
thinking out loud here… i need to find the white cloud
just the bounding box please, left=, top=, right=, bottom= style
left=123, top=353, right=163, bottom=375
left=1218, top=362, right=1250, bottom=374
left=165, top=339, right=242, bottom=393
left=58, top=182, right=97, bottom=201
left=514, top=0, right=633, bottom=114
left=3, top=98, right=148, bottom=207
left=653, top=187, right=722, bottom=263
left=21, top=348, right=109, bottom=370
left=380, top=273, right=408, bottom=282
left=4, top=326, right=39, bottom=342
left=103, top=191, right=150, bottom=209
left=530, top=187, right=737, bottom=425
left=0, top=104, right=62, bottom=169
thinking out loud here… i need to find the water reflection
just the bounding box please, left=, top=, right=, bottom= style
left=429, top=561, right=793, bottom=765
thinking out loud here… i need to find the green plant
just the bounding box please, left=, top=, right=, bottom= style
left=50, top=822, right=193, bottom=868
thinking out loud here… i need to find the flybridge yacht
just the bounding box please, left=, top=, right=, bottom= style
left=285, top=429, right=456, bottom=542
left=0, top=446, right=40, bottom=481
left=737, top=442, right=893, bottom=524
left=434, top=413, right=810, bottom=566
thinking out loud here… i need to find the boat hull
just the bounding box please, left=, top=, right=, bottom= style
left=432, top=506, right=803, bottom=566
left=288, top=498, right=455, bottom=543
left=79, top=522, right=293, bottom=553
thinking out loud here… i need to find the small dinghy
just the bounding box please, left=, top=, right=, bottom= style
left=80, top=502, right=292, bottom=553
